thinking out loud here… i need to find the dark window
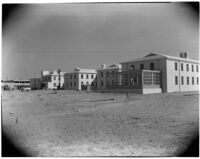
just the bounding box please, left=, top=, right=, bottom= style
left=54, top=76, right=56, bottom=80
left=91, top=82, right=93, bottom=86
left=70, top=75, right=72, bottom=79
left=186, top=64, right=189, bottom=71
left=81, top=82, right=83, bottom=85
left=192, top=77, right=194, bottom=85
left=187, top=77, right=189, bottom=85
left=112, top=80, right=114, bottom=86
left=197, top=77, right=199, bottom=85
left=175, top=62, right=178, bottom=71
left=192, top=65, right=194, bottom=72
left=54, top=83, right=56, bottom=87
left=101, top=81, right=104, bottom=86
left=150, top=63, right=155, bottom=70
left=86, top=82, right=89, bottom=85
left=91, top=74, right=93, bottom=79
left=74, top=82, right=76, bottom=87
left=130, top=65, right=134, bottom=70
left=140, top=64, right=144, bottom=70
left=175, top=76, right=178, bottom=85
left=197, top=65, right=199, bottom=72
left=181, top=63, right=183, bottom=71
left=86, top=74, right=88, bottom=79
left=81, top=74, right=83, bottom=79
left=70, top=82, right=72, bottom=87
left=74, top=74, right=76, bottom=79
left=101, top=72, right=103, bottom=78
left=66, top=82, right=68, bottom=86
left=181, top=76, right=184, bottom=85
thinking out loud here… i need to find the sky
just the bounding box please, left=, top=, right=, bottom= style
left=2, top=2, right=199, bottom=80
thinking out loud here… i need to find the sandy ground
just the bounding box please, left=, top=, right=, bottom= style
left=2, top=90, right=199, bottom=156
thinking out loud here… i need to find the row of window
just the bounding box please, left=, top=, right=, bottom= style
left=130, top=63, right=155, bottom=71
left=175, top=62, right=199, bottom=72
left=66, top=81, right=97, bottom=87
left=175, top=76, right=199, bottom=85
left=69, top=74, right=95, bottom=80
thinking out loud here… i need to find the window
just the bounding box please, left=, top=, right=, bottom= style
left=74, top=74, right=76, bottom=79
left=140, top=64, right=144, bottom=70
left=91, top=82, right=93, bottom=86
left=131, top=65, right=135, bottom=70
left=186, top=64, right=189, bottom=72
left=86, top=74, right=89, bottom=79
left=175, top=76, right=178, bottom=85
left=150, top=63, right=155, bottom=70
left=91, top=74, right=93, bottom=79
left=197, top=77, right=199, bottom=85
left=181, top=63, right=183, bottom=71
left=74, top=82, right=76, bottom=87
left=54, top=83, right=56, bottom=87
left=112, top=80, right=114, bottom=86
left=86, top=82, right=89, bottom=85
left=70, top=75, right=72, bottom=79
left=66, top=82, right=68, bottom=86
left=192, top=65, right=194, bottom=72
left=81, top=82, right=83, bottom=85
left=70, top=82, right=72, bottom=87
left=192, top=77, right=194, bottom=85
left=81, top=74, right=83, bottom=79
left=175, top=62, right=178, bottom=71
left=187, top=77, right=189, bottom=85
left=197, top=65, right=199, bottom=72
left=143, top=72, right=160, bottom=85
left=181, top=76, right=184, bottom=85
left=54, top=76, right=56, bottom=80
left=101, top=72, right=103, bottom=77
left=101, top=81, right=104, bottom=86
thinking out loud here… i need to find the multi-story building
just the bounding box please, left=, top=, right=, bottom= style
left=64, top=68, right=97, bottom=90
left=30, top=70, right=65, bottom=90
left=105, top=52, right=199, bottom=94
left=97, top=64, right=122, bottom=90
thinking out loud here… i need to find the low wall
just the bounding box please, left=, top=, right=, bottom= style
left=142, top=88, right=162, bottom=94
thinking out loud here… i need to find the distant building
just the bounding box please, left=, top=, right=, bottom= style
left=97, top=64, right=122, bottom=90
left=64, top=68, right=97, bottom=90
left=105, top=52, right=199, bottom=94
left=30, top=70, right=65, bottom=90
left=1, top=80, right=30, bottom=90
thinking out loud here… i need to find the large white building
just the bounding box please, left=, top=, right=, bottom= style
left=30, top=70, right=65, bottom=90
left=64, top=68, right=97, bottom=90
left=104, top=52, right=199, bottom=94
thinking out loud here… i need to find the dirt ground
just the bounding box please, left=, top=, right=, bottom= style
left=2, top=90, right=199, bottom=156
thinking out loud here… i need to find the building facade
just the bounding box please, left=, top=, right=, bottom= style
left=30, top=70, right=65, bottom=90
left=97, top=64, right=122, bottom=90
left=64, top=68, right=97, bottom=90
left=118, top=52, right=199, bottom=93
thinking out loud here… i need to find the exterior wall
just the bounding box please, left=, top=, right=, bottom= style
left=97, top=68, right=121, bottom=90
left=78, top=73, right=97, bottom=90
left=64, top=73, right=79, bottom=90
left=41, top=74, right=64, bottom=89
left=166, top=59, right=199, bottom=93
left=30, top=78, right=41, bottom=90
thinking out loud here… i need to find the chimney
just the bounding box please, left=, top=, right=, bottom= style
left=101, top=64, right=106, bottom=69
left=180, top=52, right=189, bottom=59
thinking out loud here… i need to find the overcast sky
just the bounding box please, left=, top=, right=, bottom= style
left=2, top=3, right=199, bottom=80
